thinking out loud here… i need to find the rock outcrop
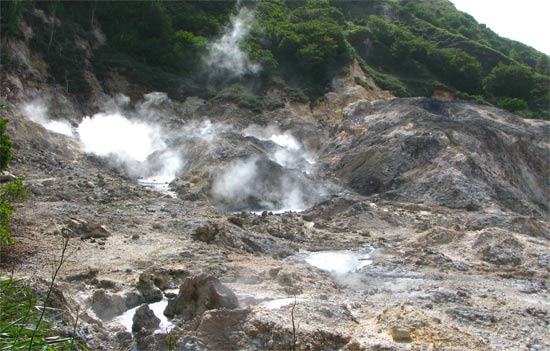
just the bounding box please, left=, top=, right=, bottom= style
left=132, top=304, right=160, bottom=333
left=328, top=98, right=549, bottom=216
left=164, top=274, right=239, bottom=320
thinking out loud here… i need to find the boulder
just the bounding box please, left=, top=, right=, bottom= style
left=390, top=326, right=412, bottom=341
left=90, top=290, right=126, bottom=320
left=193, top=223, right=220, bottom=243
left=164, top=274, right=239, bottom=320
left=0, top=171, right=17, bottom=182
left=67, top=218, right=111, bottom=239
left=132, top=304, right=160, bottom=333
left=137, top=273, right=163, bottom=303
left=342, top=99, right=371, bottom=119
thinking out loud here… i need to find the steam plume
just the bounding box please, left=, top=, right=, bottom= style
left=211, top=126, right=323, bottom=212
left=205, top=7, right=260, bottom=79
left=76, top=93, right=182, bottom=185
left=20, top=99, right=74, bottom=137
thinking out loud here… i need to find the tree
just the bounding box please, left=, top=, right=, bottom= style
left=484, top=63, right=536, bottom=100
left=535, top=55, right=550, bottom=76
left=0, top=0, right=23, bottom=36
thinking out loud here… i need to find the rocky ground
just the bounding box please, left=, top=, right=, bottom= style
left=1, top=81, right=548, bottom=351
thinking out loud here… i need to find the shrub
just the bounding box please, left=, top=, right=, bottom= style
left=484, top=63, right=536, bottom=100
left=213, top=84, right=264, bottom=113
left=0, top=177, right=26, bottom=256
left=1, top=238, right=83, bottom=350
left=0, top=0, right=23, bottom=36
left=0, top=119, right=13, bottom=172
left=496, top=97, right=528, bottom=113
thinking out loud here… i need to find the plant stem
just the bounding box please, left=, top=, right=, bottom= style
left=28, top=236, right=70, bottom=350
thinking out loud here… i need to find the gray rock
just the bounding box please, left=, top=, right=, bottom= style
left=164, top=274, right=239, bottom=320
left=0, top=171, right=17, bottom=182
left=332, top=98, right=550, bottom=216
left=137, top=273, right=163, bottom=303
left=123, top=290, right=145, bottom=309
left=66, top=218, right=111, bottom=239
left=447, top=306, right=498, bottom=325
left=90, top=290, right=126, bottom=320
left=193, top=223, right=220, bottom=243
left=390, top=326, right=412, bottom=341
left=342, top=99, right=371, bottom=119
left=132, top=304, right=160, bottom=333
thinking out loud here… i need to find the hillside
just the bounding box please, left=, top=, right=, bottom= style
left=0, top=1, right=549, bottom=351
left=1, top=0, right=549, bottom=118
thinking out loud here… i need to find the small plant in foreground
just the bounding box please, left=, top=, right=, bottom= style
left=0, top=237, right=85, bottom=350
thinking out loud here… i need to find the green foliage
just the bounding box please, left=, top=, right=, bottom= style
left=1, top=239, right=83, bottom=350
left=0, top=116, right=25, bottom=256
left=0, top=119, right=13, bottom=171
left=244, top=0, right=352, bottom=97
left=0, top=0, right=23, bottom=36
left=496, top=97, right=528, bottom=113
left=213, top=84, right=286, bottom=112
left=12, top=0, right=549, bottom=117
left=429, top=48, right=482, bottom=94
left=94, top=1, right=235, bottom=73
left=0, top=198, right=14, bottom=251
left=484, top=63, right=536, bottom=100
left=2, top=177, right=28, bottom=203
left=358, top=16, right=482, bottom=94
left=336, top=0, right=547, bottom=118
left=0, top=177, right=26, bottom=255
left=354, top=76, right=373, bottom=90
left=26, top=5, right=92, bottom=96
left=535, top=55, right=550, bottom=76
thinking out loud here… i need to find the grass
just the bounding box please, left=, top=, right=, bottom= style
left=0, top=237, right=85, bottom=350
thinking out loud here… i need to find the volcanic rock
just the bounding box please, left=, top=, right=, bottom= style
left=66, top=218, right=111, bottom=239
left=137, top=273, right=163, bottom=303
left=132, top=304, right=160, bottom=333
left=164, top=274, right=239, bottom=320
left=90, top=290, right=126, bottom=320
left=390, top=325, right=412, bottom=341
left=331, top=98, right=550, bottom=216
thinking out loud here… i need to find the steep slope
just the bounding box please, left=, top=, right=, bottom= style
left=327, top=98, right=549, bottom=215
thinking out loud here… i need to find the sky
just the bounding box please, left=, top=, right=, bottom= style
left=449, top=0, right=550, bottom=55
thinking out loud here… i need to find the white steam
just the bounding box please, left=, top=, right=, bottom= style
left=76, top=93, right=183, bottom=192
left=212, top=157, right=259, bottom=207
left=77, top=113, right=165, bottom=162
left=212, top=126, right=322, bottom=212
left=205, top=7, right=260, bottom=79
left=20, top=99, right=74, bottom=137
left=243, top=125, right=316, bottom=173
left=212, top=156, right=311, bottom=212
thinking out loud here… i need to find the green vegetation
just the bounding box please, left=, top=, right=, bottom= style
left=3, top=0, right=548, bottom=118
left=1, top=238, right=84, bottom=350
left=213, top=84, right=285, bottom=113
left=0, top=119, right=13, bottom=171
left=0, top=177, right=27, bottom=254
left=0, top=0, right=23, bottom=36
left=0, top=117, right=18, bottom=255
left=245, top=0, right=353, bottom=97
left=484, top=63, right=536, bottom=100
left=332, top=0, right=548, bottom=119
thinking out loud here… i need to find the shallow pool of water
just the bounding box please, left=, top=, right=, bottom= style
left=137, top=176, right=177, bottom=198
left=292, top=247, right=374, bottom=275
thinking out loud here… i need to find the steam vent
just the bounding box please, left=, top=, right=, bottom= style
left=0, top=1, right=548, bottom=350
